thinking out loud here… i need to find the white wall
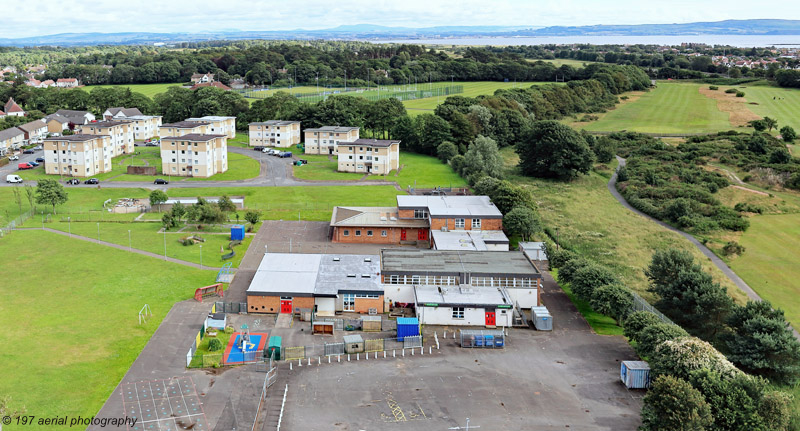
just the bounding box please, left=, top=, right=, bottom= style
left=506, top=287, right=538, bottom=309
left=315, top=297, right=336, bottom=316
left=383, top=284, right=416, bottom=305
left=485, top=243, right=509, bottom=252
left=417, top=306, right=513, bottom=327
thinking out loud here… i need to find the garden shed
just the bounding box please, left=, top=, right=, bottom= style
left=205, top=312, right=227, bottom=329
left=343, top=334, right=364, bottom=353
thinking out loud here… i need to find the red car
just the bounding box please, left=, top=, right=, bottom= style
left=18, top=163, right=33, bottom=170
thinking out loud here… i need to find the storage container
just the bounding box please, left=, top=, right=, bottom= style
left=459, top=329, right=505, bottom=348
left=230, top=224, right=245, bottom=241
left=312, top=321, right=334, bottom=335
left=532, top=306, right=553, bottom=331
left=343, top=334, right=365, bottom=353
left=267, top=336, right=282, bottom=361
left=620, top=361, right=651, bottom=389
left=396, top=317, right=420, bottom=341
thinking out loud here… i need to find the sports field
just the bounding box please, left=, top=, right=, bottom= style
left=739, top=84, right=800, bottom=133
left=0, top=230, right=215, bottom=427
left=402, top=81, right=547, bottom=114
left=85, top=83, right=183, bottom=98
left=576, top=81, right=733, bottom=134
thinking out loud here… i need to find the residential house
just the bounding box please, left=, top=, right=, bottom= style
left=160, top=134, right=228, bottom=178
left=0, top=127, right=25, bottom=156
left=190, top=81, right=231, bottom=91
left=246, top=253, right=384, bottom=315
left=159, top=121, right=210, bottom=138
left=40, top=79, right=55, bottom=88
left=304, top=126, right=359, bottom=154
left=43, top=134, right=114, bottom=177
left=248, top=121, right=301, bottom=148
left=123, top=115, right=163, bottom=140
left=230, top=78, right=246, bottom=89
left=56, top=78, right=79, bottom=88
left=337, top=138, right=400, bottom=175
left=53, top=109, right=96, bottom=125
left=16, top=120, right=48, bottom=145
left=78, top=120, right=134, bottom=156
left=186, top=116, right=237, bottom=138
left=44, top=114, right=72, bottom=134
left=190, top=73, right=214, bottom=84
left=26, top=79, right=41, bottom=87
left=4, top=98, right=25, bottom=117
left=102, top=107, right=143, bottom=120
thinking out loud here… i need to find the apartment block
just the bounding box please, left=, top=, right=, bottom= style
left=337, top=139, right=400, bottom=175
left=0, top=127, right=25, bottom=156
left=78, top=120, right=134, bottom=156
left=248, top=121, right=301, bottom=148
left=186, top=116, right=237, bottom=138
left=159, top=121, right=210, bottom=138
left=160, top=134, right=228, bottom=178
left=43, top=134, right=113, bottom=177
left=304, top=126, right=359, bottom=155
left=124, top=115, right=163, bottom=140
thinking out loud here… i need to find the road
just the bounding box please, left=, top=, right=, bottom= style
left=0, top=146, right=399, bottom=189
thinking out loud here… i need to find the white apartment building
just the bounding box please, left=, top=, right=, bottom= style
left=78, top=121, right=134, bottom=157
left=0, top=127, right=25, bottom=156
left=186, top=116, right=237, bottom=138
left=304, top=126, right=360, bottom=155
left=160, top=134, right=228, bottom=178
left=44, top=135, right=113, bottom=177
left=248, top=121, right=301, bottom=148
left=159, top=121, right=210, bottom=138
left=124, top=115, right=163, bottom=140
left=337, top=139, right=401, bottom=175
left=16, top=120, right=48, bottom=144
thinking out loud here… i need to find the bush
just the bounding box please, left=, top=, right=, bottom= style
left=725, top=88, right=738, bottom=94
left=543, top=242, right=576, bottom=269
left=589, top=283, right=633, bottom=324
left=722, top=241, right=746, bottom=256
left=651, top=337, right=741, bottom=381
left=636, top=323, right=690, bottom=359
left=640, top=375, right=713, bottom=431
left=623, top=311, right=664, bottom=342
left=449, top=154, right=466, bottom=174
left=780, top=125, right=796, bottom=143
left=557, top=257, right=591, bottom=284
left=569, top=262, right=619, bottom=302
left=436, top=141, right=458, bottom=163
left=709, top=85, right=719, bottom=90
left=734, top=202, right=763, bottom=214
left=224, top=326, right=234, bottom=334
left=736, top=91, right=746, bottom=97
left=207, top=338, right=223, bottom=352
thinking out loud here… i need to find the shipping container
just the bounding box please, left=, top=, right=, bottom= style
left=532, top=306, right=553, bottom=331
left=343, top=334, right=365, bottom=353
left=230, top=224, right=245, bottom=241
left=268, top=336, right=282, bottom=361
left=361, top=315, right=382, bottom=332
left=620, top=361, right=651, bottom=389
left=396, top=317, right=420, bottom=341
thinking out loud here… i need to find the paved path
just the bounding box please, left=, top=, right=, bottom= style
left=15, top=227, right=223, bottom=271
left=608, top=156, right=800, bottom=338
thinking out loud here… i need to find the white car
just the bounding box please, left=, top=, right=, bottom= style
left=8, top=155, right=19, bottom=161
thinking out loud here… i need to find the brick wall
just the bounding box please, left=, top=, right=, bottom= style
left=397, top=209, right=415, bottom=219
left=246, top=295, right=314, bottom=313
left=354, top=296, right=384, bottom=313
left=430, top=217, right=503, bottom=231
left=332, top=226, right=426, bottom=244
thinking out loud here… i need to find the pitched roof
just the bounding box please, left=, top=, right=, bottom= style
left=106, top=107, right=143, bottom=117
left=305, top=126, right=360, bottom=133
left=4, top=98, right=23, bottom=113
left=54, top=109, right=91, bottom=117
left=45, top=114, right=71, bottom=124
left=161, top=121, right=210, bottom=128
left=250, top=120, right=301, bottom=126
left=161, top=134, right=226, bottom=142
left=57, top=78, right=78, bottom=83
left=16, top=120, right=47, bottom=133
left=190, top=82, right=231, bottom=91
left=330, top=206, right=429, bottom=228
left=44, top=134, right=108, bottom=142
left=0, top=127, right=25, bottom=141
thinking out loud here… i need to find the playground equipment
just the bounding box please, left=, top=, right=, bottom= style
left=222, top=240, right=242, bottom=260
left=240, top=324, right=255, bottom=350
left=138, top=304, right=152, bottom=324
left=216, top=262, right=235, bottom=283
left=194, top=283, right=224, bottom=302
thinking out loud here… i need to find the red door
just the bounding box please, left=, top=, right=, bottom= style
left=400, top=229, right=407, bottom=241
left=485, top=311, right=496, bottom=326
left=280, top=299, right=292, bottom=314
left=418, top=229, right=428, bottom=241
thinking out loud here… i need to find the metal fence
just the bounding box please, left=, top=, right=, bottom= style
left=216, top=301, right=248, bottom=314
left=283, top=336, right=423, bottom=361
left=0, top=211, right=32, bottom=238
left=631, top=292, right=675, bottom=326
left=314, top=316, right=397, bottom=332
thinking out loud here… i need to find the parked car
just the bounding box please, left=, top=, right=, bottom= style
left=34, top=145, right=42, bottom=150
left=298, top=159, right=308, bottom=164
left=253, top=146, right=266, bottom=151
left=35, top=157, right=45, bottom=163
left=6, top=175, right=23, bottom=183
left=17, top=163, right=33, bottom=170
left=65, top=179, right=80, bottom=185
left=23, top=149, right=35, bottom=154
left=26, top=160, right=39, bottom=167
left=145, top=142, right=159, bottom=147
left=279, top=151, right=292, bottom=158
left=84, top=178, right=99, bottom=185
left=8, top=155, right=19, bottom=161
left=154, top=178, right=169, bottom=185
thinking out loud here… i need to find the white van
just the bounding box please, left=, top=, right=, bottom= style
left=6, top=175, right=23, bottom=183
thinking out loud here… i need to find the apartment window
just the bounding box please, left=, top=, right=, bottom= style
left=194, top=160, right=198, bottom=164
left=452, top=307, right=465, bottom=319
left=348, top=155, right=353, bottom=160
left=472, top=219, right=482, bottom=229
left=367, top=230, right=373, bottom=236
left=414, top=209, right=428, bottom=219
left=455, top=218, right=465, bottom=229
left=381, top=230, right=387, bottom=237
left=343, top=230, right=350, bottom=236
left=355, top=230, right=361, bottom=236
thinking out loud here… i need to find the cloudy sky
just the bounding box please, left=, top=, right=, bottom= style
left=8, top=0, right=800, bottom=37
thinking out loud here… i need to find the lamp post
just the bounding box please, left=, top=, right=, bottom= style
left=128, top=229, right=132, bottom=251
left=163, top=230, right=167, bottom=260
left=199, top=244, right=203, bottom=270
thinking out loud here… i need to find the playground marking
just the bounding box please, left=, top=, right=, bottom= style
left=122, top=377, right=209, bottom=431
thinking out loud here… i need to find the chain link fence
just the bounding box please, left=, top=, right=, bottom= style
left=631, top=291, right=675, bottom=326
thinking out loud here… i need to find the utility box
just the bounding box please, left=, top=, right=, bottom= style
left=231, top=225, right=245, bottom=241
left=621, top=361, right=651, bottom=389
left=267, top=336, right=282, bottom=361
left=312, top=321, right=334, bottom=335
left=396, top=317, right=420, bottom=341
left=531, top=306, right=553, bottom=331
left=361, top=316, right=382, bottom=332
left=343, top=334, right=364, bottom=353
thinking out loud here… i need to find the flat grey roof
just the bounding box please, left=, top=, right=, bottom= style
left=44, top=134, right=109, bottom=142
left=350, top=138, right=400, bottom=148
left=380, top=249, right=541, bottom=277
left=305, top=126, right=359, bottom=133
left=396, top=195, right=502, bottom=218
left=414, top=285, right=512, bottom=307
left=247, top=253, right=381, bottom=297
left=161, top=121, right=210, bottom=128
left=250, top=120, right=300, bottom=126
left=431, top=230, right=509, bottom=251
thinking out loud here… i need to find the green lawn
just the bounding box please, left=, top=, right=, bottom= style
left=576, top=81, right=733, bottom=134
left=729, top=213, right=800, bottom=329
left=85, top=83, right=184, bottom=98
left=401, top=81, right=546, bottom=114
left=739, top=84, right=800, bottom=134
left=0, top=230, right=216, bottom=428
left=291, top=154, right=364, bottom=181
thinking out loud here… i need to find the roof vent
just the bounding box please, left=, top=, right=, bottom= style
left=380, top=216, right=387, bottom=221
left=361, top=274, right=371, bottom=278
left=441, top=226, right=448, bottom=232
left=390, top=217, right=397, bottom=221
left=347, top=274, right=357, bottom=278
left=364, top=258, right=372, bottom=262
left=333, top=257, right=340, bottom=261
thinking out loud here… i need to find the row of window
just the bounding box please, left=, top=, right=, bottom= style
left=471, top=277, right=535, bottom=288
left=454, top=218, right=482, bottom=229
left=386, top=275, right=457, bottom=285
left=342, top=229, right=388, bottom=237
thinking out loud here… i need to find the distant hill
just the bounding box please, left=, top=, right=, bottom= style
left=0, top=19, right=798, bottom=47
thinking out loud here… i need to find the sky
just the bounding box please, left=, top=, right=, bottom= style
left=7, top=0, right=800, bottom=38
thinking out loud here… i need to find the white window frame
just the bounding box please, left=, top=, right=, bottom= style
left=452, top=307, right=465, bottom=319
left=471, top=219, right=481, bottom=229
left=455, top=218, right=465, bottom=229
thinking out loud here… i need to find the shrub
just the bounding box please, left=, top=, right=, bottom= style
left=709, top=85, right=719, bottom=90
left=224, top=326, right=234, bottom=334
left=623, top=311, right=664, bottom=342
left=207, top=338, right=223, bottom=352
left=651, top=337, right=741, bottom=381
left=734, top=202, right=763, bottom=214
left=557, top=257, right=591, bottom=284
left=722, top=241, right=745, bottom=256
left=780, top=125, right=796, bottom=142
left=725, top=88, right=738, bottom=94
left=640, top=375, right=713, bottom=431
left=636, top=323, right=690, bottom=359
left=736, top=91, right=746, bottom=97
left=436, top=141, right=459, bottom=163
left=569, top=262, right=619, bottom=302
left=589, top=283, right=633, bottom=324
left=543, top=242, right=576, bottom=269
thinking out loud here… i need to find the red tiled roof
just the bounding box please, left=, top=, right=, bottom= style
left=4, top=98, right=23, bottom=113
left=191, top=82, right=231, bottom=91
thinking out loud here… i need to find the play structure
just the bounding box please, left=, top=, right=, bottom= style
left=222, top=240, right=242, bottom=260
left=223, top=324, right=269, bottom=364
left=216, top=262, right=235, bottom=283
left=194, top=283, right=224, bottom=302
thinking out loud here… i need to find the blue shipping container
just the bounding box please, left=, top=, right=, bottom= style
left=620, top=361, right=651, bottom=389
left=396, top=317, right=420, bottom=341
left=231, top=225, right=245, bottom=241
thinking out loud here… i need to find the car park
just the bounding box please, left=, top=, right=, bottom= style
left=35, top=157, right=45, bottom=163
left=26, top=160, right=39, bottom=167
left=23, top=149, right=35, bottom=154
left=84, top=178, right=99, bottom=185
left=253, top=146, right=266, bottom=151
left=8, top=155, right=19, bottom=161
left=65, top=179, right=80, bottom=185
left=154, top=178, right=169, bottom=184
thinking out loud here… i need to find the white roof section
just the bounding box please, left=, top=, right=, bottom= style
left=431, top=230, right=509, bottom=251
left=414, top=285, right=512, bottom=306
left=186, top=116, right=236, bottom=121
left=396, top=195, right=502, bottom=218
left=248, top=254, right=322, bottom=295
left=125, top=115, right=162, bottom=120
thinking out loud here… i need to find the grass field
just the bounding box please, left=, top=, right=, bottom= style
left=291, top=154, right=364, bottom=181
left=402, top=81, right=548, bottom=114
left=0, top=230, right=215, bottom=427
left=739, top=84, right=800, bottom=134
left=85, top=83, right=184, bottom=98
left=574, top=81, right=733, bottom=134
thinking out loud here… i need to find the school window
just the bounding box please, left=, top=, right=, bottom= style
left=452, top=307, right=465, bottom=319
left=414, top=209, right=428, bottom=219
left=355, top=294, right=379, bottom=299
left=355, top=230, right=361, bottom=236
left=367, top=230, right=373, bottom=236
left=343, top=230, right=350, bottom=236
left=455, top=218, right=465, bottom=228
left=381, top=230, right=387, bottom=237
left=472, top=219, right=481, bottom=229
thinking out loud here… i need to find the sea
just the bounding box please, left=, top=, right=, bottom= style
left=370, top=35, right=800, bottom=48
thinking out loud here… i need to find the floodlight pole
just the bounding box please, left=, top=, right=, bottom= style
left=128, top=229, right=132, bottom=251
left=163, top=230, right=167, bottom=260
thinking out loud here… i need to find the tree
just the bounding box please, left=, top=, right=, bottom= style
left=569, top=262, right=618, bottom=303
left=516, top=120, right=594, bottom=181
left=12, top=187, right=22, bottom=218
left=688, top=369, right=769, bottom=431
left=763, top=117, right=778, bottom=132
left=723, top=300, right=800, bottom=385
left=636, top=322, right=690, bottom=359
left=646, top=249, right=696, bottom=291
left=34, top=179, right=68, bottom=215
left=436, top=141, right=458, bottom=163
left=170, top=202, right=186, bottom=224
left=749, top=119, right=767, bottom=132
left=24, top=184, right=34, bottom=215
left=589, top=283, right=634, bottom=324
left=640, top=375, right=713, bottom=431
left=244, top=210, right=261, bottom=231
left=502, top=206, right=541, bottom=241
left=149, top=189, right=168, bottom=212
left=591, top=136, right=616, bottom=163
left=161, top=213, right=177, bottom=230
left=651, top=337, right=741, bottom=381
left=779, top=125, right=796, bottom=143
left=623, top=311, right=664, bottom=342
left=555, top=256, right=590, bottom=285
left=217, top=195, right=236, bottom=213
left=769, top=148, right=791, bottom=164
left=471, top=177, right=536, bottom=214
left=460, top=135, right=504, bottom=184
